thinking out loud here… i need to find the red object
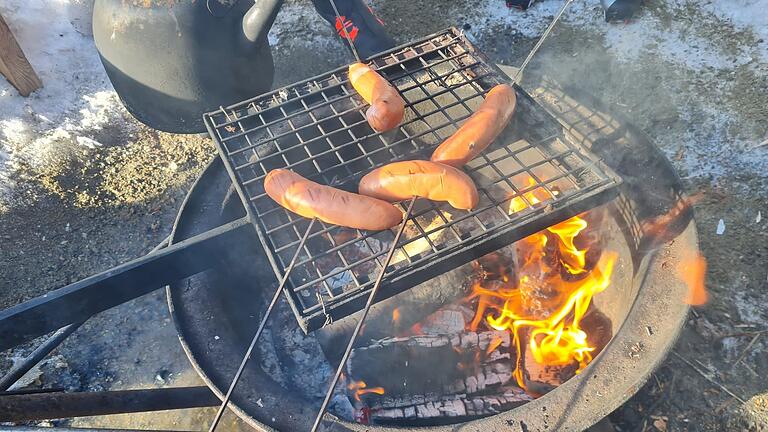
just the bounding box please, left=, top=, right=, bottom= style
left=366, top=4, right=386, bottom=25
left=354, top=406, right=371, bottom=424
left=335, top=15, right=360, bottom=41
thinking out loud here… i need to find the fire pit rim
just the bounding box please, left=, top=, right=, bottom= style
left=166, top=79, right=694, bottom=432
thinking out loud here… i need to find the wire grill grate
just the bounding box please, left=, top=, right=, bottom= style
left=204, top=28, right=622, bottom=332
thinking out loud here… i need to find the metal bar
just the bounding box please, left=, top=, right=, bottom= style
left=0, top=387, right=219, bottom=422
left=513, top=0, right=574, bottom=83
left=0, top=427, right=187, bottom=432
left=310, top=198, right=417, bottom=432
left=0, top=322, right=83, bottom=391
left=0, top=217, right=253, bottom=352
left=328, top=0, right=361, bottom=62
left=208, top=219, right=317, bottom=432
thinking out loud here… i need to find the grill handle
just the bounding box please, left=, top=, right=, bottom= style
left=242, top=0, right=285, bottom=43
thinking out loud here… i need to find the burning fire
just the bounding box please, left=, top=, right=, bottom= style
left=348, top=380, right=385, bottom=402
left=467, top=178, right=616, bottom=391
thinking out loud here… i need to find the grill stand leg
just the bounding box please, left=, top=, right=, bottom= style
left=311, top=197, right=417, bottom=432
left=208, top=218, right=318, bottom=432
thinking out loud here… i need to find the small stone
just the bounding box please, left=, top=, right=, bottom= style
left=716, top=219, right=725, bottom=235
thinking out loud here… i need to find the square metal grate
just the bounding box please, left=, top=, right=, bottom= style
left=204, top=28, right=622, bottom=333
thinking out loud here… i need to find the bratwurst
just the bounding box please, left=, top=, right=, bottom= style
left=358, top=160, right=479, bottom=210
left=264, top=169, right=403, bottom=231
left=348, top=62, right=405, bottom=132
left=431, top=84, right=517, bottom=167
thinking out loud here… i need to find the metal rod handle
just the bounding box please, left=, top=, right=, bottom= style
left=510, top=0, right=574, bottom=85
left=208, top=218, right=318, bottom=432
left=311, top=198, right=417, bottom=432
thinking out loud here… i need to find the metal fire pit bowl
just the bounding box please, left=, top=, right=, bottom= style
left=167, top=74, right=695, bottom=431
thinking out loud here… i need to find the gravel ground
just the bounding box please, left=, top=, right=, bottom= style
left=1, top=0, right=766, bottom=431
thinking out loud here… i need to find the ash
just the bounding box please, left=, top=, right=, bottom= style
left=256, top=299, right=354, bottom=420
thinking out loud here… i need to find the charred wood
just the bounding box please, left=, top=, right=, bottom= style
left=347, top=330, right=513, bottom=401
left=366, top=387, right=532, bottom=424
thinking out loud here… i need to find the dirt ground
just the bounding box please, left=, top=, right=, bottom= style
left=1, top=0, right=767, bottom=431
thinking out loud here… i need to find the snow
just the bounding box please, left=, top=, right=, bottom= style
left=1, top=0, right=766, bottom=209
left=467, top=0, right=601, bottom=38
left=0, top=0, right=123, bottom=209
left=699, top=0, right=768, bottom=62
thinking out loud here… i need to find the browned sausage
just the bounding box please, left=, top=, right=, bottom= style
left=348, top=62, right=405, bottom=132
left=358, top=160, right=479, bottom=210
left=264, top=169, right=403, bottom=231
left=431, top=84, right=517, bottom=167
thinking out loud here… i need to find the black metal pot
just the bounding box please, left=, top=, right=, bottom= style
left=92, top=0, right=282, bottom=134
left=601, top=0, right=643, bottom=22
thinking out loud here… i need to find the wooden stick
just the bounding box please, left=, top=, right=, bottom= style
left=671, top=351, right=745, bottom=404
left=731, top=332, right=761, bottom=369
left=0, top=13, right=42, bottom=96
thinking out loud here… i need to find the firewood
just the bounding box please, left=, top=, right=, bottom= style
left=347, top=330, right=513, bottom=402
left=0, top=13, right=42, bottom=96
left=367, top=387, right=532, bottom=424
left=316, top=259, right=476, bottom=364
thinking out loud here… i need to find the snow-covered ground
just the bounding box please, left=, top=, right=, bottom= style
left=0, top=1, right=766, bottom=430
left=3, top=0, right=765, bottom=210
left=0, top=1, right=119, bottom=209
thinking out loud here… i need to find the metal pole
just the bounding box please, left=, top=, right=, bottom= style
left=328, top=0, right=362, bottom=62
left=510, top=0, right=574, bottom=85
left=0, top=387, right=219, bottom=422
left=0, top=218, right=251, bottom=352
left=208, top=218, right=318, bottom=432
left=311, top=197, right=417, bottom=432
left=0, top=426, right=187, bottom=432
left=0, top=322, right=84, bottom=391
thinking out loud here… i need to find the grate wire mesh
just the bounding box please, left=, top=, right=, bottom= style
left=204, top=28, right=622, bottom=332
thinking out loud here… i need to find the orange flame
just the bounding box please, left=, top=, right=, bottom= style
left=486, top=335, right=504, bottom=356
left=677, top=251, right=708, bottom=306
left=468, top=177, right=616, bottom=391
left=347, top=380, right=385, bottom=402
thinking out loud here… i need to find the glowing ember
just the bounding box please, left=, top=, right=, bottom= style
left=392, top=307, right=401, bottom=324
left=466, top=177, right=616, bottom=391
left=348, top=380, right=385, bottom=401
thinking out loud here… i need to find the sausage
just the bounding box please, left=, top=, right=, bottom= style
left=358, top=160, right=479, bottom=210
left=348, top=62, right=405, bottom=132
left=430, top=84, right=517, bottom=167
left=264, top=169, right=403, bottom=231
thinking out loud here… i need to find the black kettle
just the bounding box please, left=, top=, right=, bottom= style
left=93, top=0, right=283, bottom=134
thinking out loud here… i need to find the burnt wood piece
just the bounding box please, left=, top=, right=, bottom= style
left=0, top=217, right=253, bottom=351
left=0, top=387, right=219, bottom=421
left=348, top=330, right=513, bottom=401
left=519, top=309, right=612, bottom=396
left=0, top=13, right=42, bottom=96
left=368, top=387, right=532, bottom=424
left=316, top=258, right=476, bottom=365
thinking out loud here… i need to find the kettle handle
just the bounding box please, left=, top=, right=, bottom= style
left=242, top=0, right=285, bottom=43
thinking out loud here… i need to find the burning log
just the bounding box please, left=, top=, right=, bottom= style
left=347, top=330, right=514, bottom=403
left=316, top=258, right=476, bottom=364
left=519, top=308, right=613, bottom=396
left=365, top=387, right=532, bottom=424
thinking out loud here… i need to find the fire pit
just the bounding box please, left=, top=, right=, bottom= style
left=166, top=32, right=696, bottom=431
